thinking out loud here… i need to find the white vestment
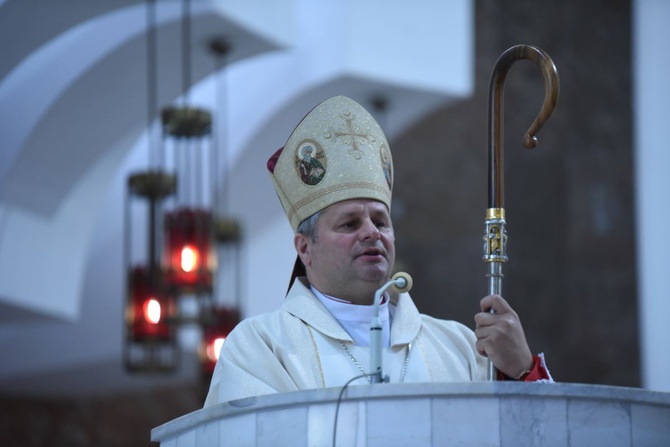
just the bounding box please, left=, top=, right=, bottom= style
left=204, top=277, right=488, bottom=407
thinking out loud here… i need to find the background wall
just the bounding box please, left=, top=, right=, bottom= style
left=394, top=0, right=637, bottom=387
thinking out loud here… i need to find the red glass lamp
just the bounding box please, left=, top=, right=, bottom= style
left=164, top=207, right=216, bottom=295
left=199, top=307, right=240, bottom=376
left=126, top=266, right=175, bottom=342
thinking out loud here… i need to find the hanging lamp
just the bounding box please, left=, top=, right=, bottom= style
left=123, top=0, right=180, bottom=373
left=162, top=0, right=216, bottom=296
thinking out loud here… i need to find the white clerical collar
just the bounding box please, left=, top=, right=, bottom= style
left=311, top=286, right=391, bottom=348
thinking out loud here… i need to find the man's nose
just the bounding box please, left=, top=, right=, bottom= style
left=360, top=219, right=381, bottom=241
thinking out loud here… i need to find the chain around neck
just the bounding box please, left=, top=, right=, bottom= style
left=337, top=340, right=412, bottom=384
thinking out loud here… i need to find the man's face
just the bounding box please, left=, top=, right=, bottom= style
left=295, top=199, right=395, bottom=304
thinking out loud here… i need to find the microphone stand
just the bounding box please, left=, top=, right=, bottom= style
left=370, top=272, right=412, bottom=384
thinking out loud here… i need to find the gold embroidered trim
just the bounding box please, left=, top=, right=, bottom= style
left=305, top=324, right=326, bottom=388
left=287, top=182, right=390, bottom=223
left=416, top=335, right=432, bottom=381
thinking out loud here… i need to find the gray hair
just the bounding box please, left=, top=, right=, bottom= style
left=296, top=211, right=321, bottom=241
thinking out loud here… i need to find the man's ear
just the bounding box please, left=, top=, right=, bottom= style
left=294, top=233, right=311, bottom=267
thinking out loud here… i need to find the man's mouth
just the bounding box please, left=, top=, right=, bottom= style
left=357, top=247, right=386, bottom=260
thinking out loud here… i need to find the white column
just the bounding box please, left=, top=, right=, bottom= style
left=633, top=0, right=670, bottom=392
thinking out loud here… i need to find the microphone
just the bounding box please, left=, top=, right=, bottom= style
left=391, top=271, right=413, bottom=294
left=370, top=272, right=413, bottom=384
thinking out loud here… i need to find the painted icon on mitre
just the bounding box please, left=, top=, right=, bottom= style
left=294, top=139, right=327, bottom=186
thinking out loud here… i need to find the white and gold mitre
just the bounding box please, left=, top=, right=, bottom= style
left=267, top=96, right=394, bottom=232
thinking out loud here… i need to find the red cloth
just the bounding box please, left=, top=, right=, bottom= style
left=498, top=355, right=552, bottom=381
left=266, top=147, right=283, bottom=173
